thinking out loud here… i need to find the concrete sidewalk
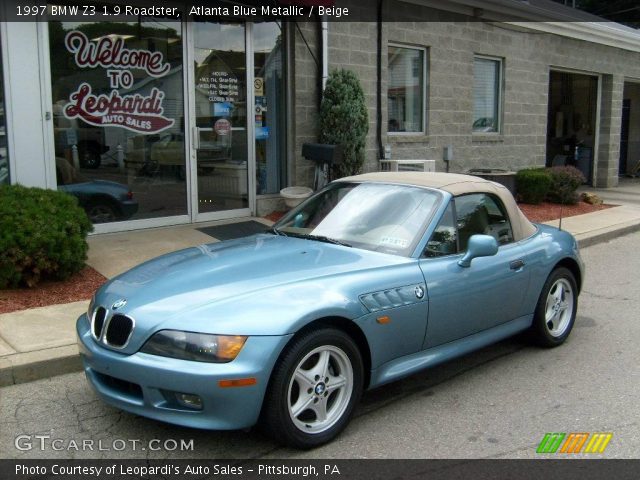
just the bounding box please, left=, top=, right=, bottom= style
left=2, top=203, right=640, bottom=387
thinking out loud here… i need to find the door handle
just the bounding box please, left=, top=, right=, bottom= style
left=192, top=126, right=200, bottom=149
left=510, top=259, right=525, bottom=270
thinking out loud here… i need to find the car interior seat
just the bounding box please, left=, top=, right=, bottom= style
left=458, top=205, right=490, bottom=251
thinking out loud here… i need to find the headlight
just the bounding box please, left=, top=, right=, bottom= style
left=140, top=330, right=248, bottom=363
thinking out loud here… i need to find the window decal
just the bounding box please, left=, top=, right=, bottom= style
left=62, top=30, right=174, bottom=134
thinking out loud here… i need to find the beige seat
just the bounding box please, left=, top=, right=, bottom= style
left=458, top=205, right=489, bottom=251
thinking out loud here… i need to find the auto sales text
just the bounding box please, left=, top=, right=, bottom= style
left=16, top=463, right=341, bottom=476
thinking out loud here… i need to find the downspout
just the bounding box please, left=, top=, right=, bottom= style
left=376, top=0, right=384, bottom=160
left=321, top=17, right=329, bottom=92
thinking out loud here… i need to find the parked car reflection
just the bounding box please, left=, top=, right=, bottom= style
left=56, top=157, right=138, bottom=223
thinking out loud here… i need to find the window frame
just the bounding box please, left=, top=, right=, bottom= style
left=472, top=55, right=504, bottom=135
left=423, top=199, right=459, bottom=258
left=387, top=42, right=428, bottom=136
left=422, top=192, right=514, bottom=259
left=454, top=192, right=514, bottom=250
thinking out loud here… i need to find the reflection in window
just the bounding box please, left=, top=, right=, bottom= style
left=254, top=22, right=286, bottom=195
left=0, top=44, right=9, bottom=185
left=49, top=18, right=186, bottom=224
left=425, top=202, right=457, bottom=257
left=388, top=45, right=426, bottom=133
left=455, top=194, right=513, bottom=250
left=193, top=22, right=248, bottom=213
left=275, top=182, right=440, bottom=257
left=473, top=57, right=502, bottom=133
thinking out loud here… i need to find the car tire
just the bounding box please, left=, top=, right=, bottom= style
left=529, top=267, right=578, bottom=347
left=86, top=202, right=119, bottom=224
left=80, top=149, right=102, bottom=169
left=262, top=327, right=364, bottom=449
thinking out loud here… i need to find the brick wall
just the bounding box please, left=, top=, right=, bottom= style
left=291, top=1, right=640, bottom=189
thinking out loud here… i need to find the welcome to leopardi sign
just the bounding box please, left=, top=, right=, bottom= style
left=62, top=30, right=175, bottom=134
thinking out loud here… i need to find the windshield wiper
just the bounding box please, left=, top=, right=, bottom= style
left=292, top=233, right=352, bottom=247
left=265, top=226, right=287, bottom=237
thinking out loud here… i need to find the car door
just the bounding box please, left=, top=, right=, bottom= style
left=419, top=194, right=531, bottom=348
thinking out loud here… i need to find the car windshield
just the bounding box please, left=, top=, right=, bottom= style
left=273, top=182, right=441, bottom=256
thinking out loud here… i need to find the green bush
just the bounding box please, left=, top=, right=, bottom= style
left=516, top=168, right=552, bottom=204
left=546, top=166, right=586, bottom=205
left=0, top=184, right=93, bottom=288
left=319, top=69, right=369, bottom=177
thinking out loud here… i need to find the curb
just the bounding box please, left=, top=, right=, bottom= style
left=0, top=345, right=82, bottom=387
left=575, top=220, right=640, bottom=248
left=1, top=220, right=640, bottom=388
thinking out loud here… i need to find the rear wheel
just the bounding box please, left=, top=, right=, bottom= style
left=262, top=328, right=363, bottom=449
left=529, top=267, right=577, bottom=347
left=86, top=202, right=118, bottom=223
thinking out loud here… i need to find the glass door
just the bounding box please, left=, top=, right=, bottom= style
left=190, top=22, right=253, bottom=220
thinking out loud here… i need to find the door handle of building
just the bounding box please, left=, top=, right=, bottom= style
left=510, top=259, right=525, bottom=271
left=192, top=127, right=200, bottom=150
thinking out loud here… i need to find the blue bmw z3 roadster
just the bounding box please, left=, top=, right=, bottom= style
left=77, top=172, right=584, bottom=449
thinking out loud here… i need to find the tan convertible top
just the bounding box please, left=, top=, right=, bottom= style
left=338, top=172, right=537, bottom=242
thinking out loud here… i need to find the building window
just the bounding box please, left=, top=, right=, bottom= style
left=49, top=18, right=186, bottom=225
left=388, top=45, right=426, bottom=134
left=0, top=42, right=9, bottom=185
left=473, top=56, right=503, bottom=133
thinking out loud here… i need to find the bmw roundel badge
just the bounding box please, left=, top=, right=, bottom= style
left=111, top=299, right=127, bottom=310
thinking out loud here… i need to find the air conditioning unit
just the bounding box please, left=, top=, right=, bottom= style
left=379, top=159, right=436, bottom=172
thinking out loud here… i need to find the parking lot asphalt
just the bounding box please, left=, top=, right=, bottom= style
left=0, top=231, right=638, bottom=459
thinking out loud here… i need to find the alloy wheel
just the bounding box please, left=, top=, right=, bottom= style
left=287, top=345, right=354, bottom=434
left=545, top=278, right=574, bottom=337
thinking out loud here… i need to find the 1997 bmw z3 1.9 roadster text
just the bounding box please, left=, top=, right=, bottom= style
left=77, top=172, right=583, bottom=449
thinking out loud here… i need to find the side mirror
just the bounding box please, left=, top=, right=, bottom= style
left=458, top=234, right=499, bottom=268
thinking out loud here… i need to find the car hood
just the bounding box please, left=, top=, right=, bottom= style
left=94, top=234, right=413, bottom=343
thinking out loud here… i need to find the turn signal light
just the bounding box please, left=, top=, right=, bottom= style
left=217, top=335, right=248, bottom=360
left=218, top=378, right=257, bottom=388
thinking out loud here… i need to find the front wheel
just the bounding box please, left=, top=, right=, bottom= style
left=262, top=328, right=364, bottom=449
left=529, top=267, right=578, bottom=347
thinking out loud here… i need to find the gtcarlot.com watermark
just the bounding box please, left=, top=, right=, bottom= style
left=15, top=434, right=194, bottom=452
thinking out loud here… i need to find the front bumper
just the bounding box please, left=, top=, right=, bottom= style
left=77, top=314, right=292, bottom=430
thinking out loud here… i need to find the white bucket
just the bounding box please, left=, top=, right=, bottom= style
left=280, top=186, right=313, bottom=209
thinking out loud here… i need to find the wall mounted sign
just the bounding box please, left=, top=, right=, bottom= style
left=62, top=30, right=174, bottom=134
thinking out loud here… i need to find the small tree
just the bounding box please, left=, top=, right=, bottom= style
left=319, top=69, right=369, bottom=178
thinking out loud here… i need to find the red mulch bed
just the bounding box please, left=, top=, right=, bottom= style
left=264, top=211, right=287, bottom=223
left=518, top=201, right=614, bottom=223
left=0, top=266, right=106, bottom=315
